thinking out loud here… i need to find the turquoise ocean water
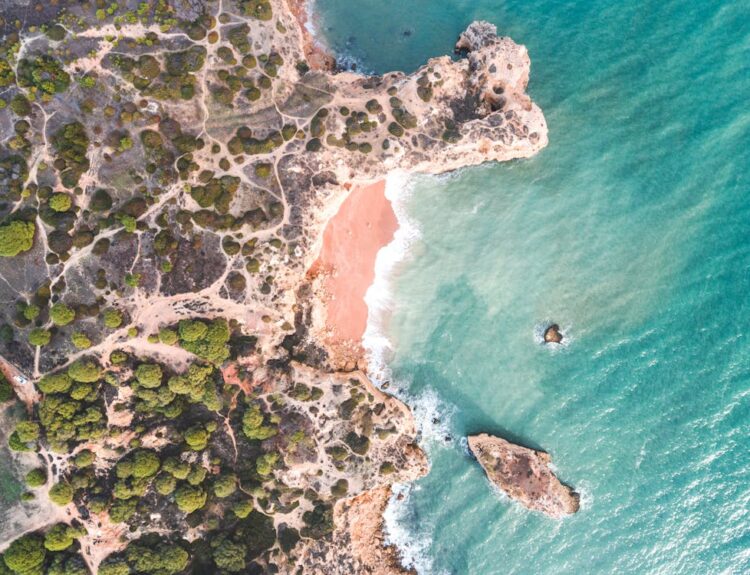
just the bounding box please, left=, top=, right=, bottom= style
left=315, top=0, right=750, bottom=573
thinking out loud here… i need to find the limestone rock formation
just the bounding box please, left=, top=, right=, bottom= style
left=468, top=433, right=579, bottom=518
left=544, top=324, right=563, bottom=343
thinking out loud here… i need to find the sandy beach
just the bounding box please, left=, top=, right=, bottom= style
left=312, top=181, right=398, bottom=361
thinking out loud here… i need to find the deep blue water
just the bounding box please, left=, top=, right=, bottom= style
left=316, top=0, right=750, bottom=573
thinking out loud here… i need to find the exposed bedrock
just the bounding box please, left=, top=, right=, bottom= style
left=468, top=433, right=580, bottom=518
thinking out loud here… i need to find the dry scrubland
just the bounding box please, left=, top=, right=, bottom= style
left=0, top=1, right=546, bottom=573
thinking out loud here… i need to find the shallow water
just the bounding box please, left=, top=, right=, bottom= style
left=317, top=0, right=750, bottom=573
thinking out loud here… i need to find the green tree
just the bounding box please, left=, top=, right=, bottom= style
left=99, top=560, right=130, bottom=575
left=134, top=364, right=162, bottom=389
left=28, top=328, right=51, bottom=347
left=25, top=468, right=47, bottom=487
left=37, top=373, right=72, bottom=394
left=49, top=302, right=75, bottom=326
left=213, top=474, right=237, bottom=498
left=174, top=484, right=206, bottom=514
left=154, top=473, right=176, bottom=496
left=70, top=332, right=91, bottom=349
left=158, top=328, right=178, bottom=345
left=22, top=303, right=40, bottom=320
left=242, top=404, right=277, bottom=440
left=213, top=539, right=245, bottom=572
left=183, top=425, right=208, bottom=451
left=103, top=308, right=123, bottom=329
left=0, top=221, right=35, bottom=257
left=178, top=320, right=207, bottom=342
left=255, top=453, right=278, bottom=477
left=126, top=542, right=189, bottom=575
left=49, top=482, right=74, bottom=506
left=0, top=374, right=13, bottom=403
left=3, top=534, right=46, bottom=574
left=73, top=450, right=94, bottom=468
left=67, top=360, right=100, bottom=383
left=232, top=499, right=253, bottom=519
left=15, top=421, right=40, bottom=443
left=44, top=523, right=81, bottom=551
left=49, top=193, right=72, bottom=212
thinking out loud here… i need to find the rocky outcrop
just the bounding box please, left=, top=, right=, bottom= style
left=300, top=486, right=415, bottom=575
left=544, top=324, right=563, bottom=344
left=468, top=434, right=579, bottom=518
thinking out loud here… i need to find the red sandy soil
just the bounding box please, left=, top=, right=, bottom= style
left=314, top=181, right=397, bottom=349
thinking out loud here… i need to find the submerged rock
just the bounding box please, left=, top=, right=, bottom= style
left=544, top=323, right=563, bottom=344
left=468, top=433, right=579, bottom=518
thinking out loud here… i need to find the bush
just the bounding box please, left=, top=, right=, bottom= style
left=48, top=482, right=74, bottom=505
left=103, top=308, right=123, bottom=329
left=25, top=467, right=46, bottom=487
left=135, top=364, right=162, bottom=389
left=37, top=373, right=72, bottom=394
left=184, top=425, right=208, bottom=451
left=3, top=534, right=46, bottom=574
left=99, top=560, right=130, bottom=575
left=49, top=193, right=72, bottom=212
left=67, top=360, right=101, bottom=383
left=174, top=484, right=207, bottom=513
left=15, top=421, right=40, bottom=443
left=0, top=220, right=35, bottom=257
left=50, top=302, right=75, bottom=326
left=71, top=332, right=92, bottom=349
left=44, top=523, right=80, bottom=551
left=158, top=328, right=178, bottom=345
left=17, top=55, right=70, bottom=95
left=213, top=474, right=237, bottom=498
left=232, top=499, right=253, bottom=519
left=28, top=328, right=51, bottom=346
left=0, top=374, right=13, bottom=402
left=73, top=449, right=95, bottom=467
left=213, top=539, right=245, bottom=572
left=178, top=320, right=207, bottom=342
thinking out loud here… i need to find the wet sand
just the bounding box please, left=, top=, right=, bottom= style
left=314, top=181, right=397, bottom=349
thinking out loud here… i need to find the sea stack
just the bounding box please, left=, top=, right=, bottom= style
left=468, top=434, right=580, bottom=518
left=544, top=324, right=563, bottom=344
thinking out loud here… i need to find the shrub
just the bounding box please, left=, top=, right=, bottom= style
left=50, top=302, right=75, bottom=326
left=135, top=364, right=162, bottom=389
left=103, top=308, right=123, bottom=329
left=213, top=474, right=237, bottom=498
left=28, top=328, right=51, bottom=346
left=25, top=467, right=47, bottom=487
left=213, top=539, right=245, bottom=572
left=0, top=220, right=35, bottom=257
left=0, top=374, right=13, bottom=402
left=174, top=484, right=207, bottom=513
left=232, top=499, right=253, bottom=519
left=48, top=482, right=74, bottom=505
left=71, top=332, right=91, bottom=349
left=158, top=328, right=178, bottom=345
left=17, top=55, right=70, bottom=94
left=37, top=373, right=72, bottom=394
left=178, top=320, right=207, bottom=342
left=15, top=421, right=40, bottom=443
left=3, top=534, right=46, bottom=574
left=67, top=360, right=101, bottom=383
left=49, top=193, right=72, bottom=212
left=184, top=425, right=208, bottom=451
left=44, top=523, right=80, bottom=551
left=73, top=450, right=95, bottom=467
